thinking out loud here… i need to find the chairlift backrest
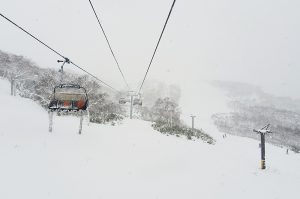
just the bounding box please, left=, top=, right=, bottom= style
left=49, top=84, right=88, bottom=111
left=54, top=87, right=87, bottom=100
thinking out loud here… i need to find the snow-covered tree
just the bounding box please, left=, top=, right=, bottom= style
left=151, top=97, right=181, bottom=126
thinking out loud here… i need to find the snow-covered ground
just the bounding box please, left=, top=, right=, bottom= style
left=0, top=78, right=299, bottom=199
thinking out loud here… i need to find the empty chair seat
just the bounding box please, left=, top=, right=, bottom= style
left=48, top=84, right=88, bottom=111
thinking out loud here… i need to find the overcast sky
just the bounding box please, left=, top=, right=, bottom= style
left=1, top=0, right=300, bottom=98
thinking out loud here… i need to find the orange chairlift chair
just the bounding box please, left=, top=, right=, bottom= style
left=48, top=84, right=88, bottom=111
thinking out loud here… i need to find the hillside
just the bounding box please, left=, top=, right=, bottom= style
left=1, top=78, right=300, bottom=199
left=211, top=81, right=300, bottom=151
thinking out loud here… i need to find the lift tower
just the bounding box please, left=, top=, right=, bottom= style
left=253, top=124, right=272, bottom=169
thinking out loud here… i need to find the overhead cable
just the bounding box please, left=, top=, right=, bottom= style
left=0, top=13, right=120, bottom=93
left=88, top=0, right=130, bottom=90
left=137, top=0, right=176, bottom=93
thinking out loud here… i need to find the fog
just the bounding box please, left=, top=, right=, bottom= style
left=1, top=0, right=300, bottom=97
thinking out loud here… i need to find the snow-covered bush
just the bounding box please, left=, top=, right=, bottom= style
left=147, top=97, right=215, bottom=144
left=152, top=122, right=215, bottom=144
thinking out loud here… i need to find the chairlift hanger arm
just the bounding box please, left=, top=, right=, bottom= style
left=58, top=58, right=70, bottom=64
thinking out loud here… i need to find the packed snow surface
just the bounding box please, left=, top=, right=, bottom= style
left=0, top=79, right=299, bottom=199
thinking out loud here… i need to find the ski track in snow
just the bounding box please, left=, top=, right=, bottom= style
left=0, top=79, right=299, bottom=199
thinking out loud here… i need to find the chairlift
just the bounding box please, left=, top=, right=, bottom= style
left=133, top=94, right=142, bottom=106
left=119, top=93, right=131, bottom=104
left=119, top=91, right=142, bottom=106
left=48, top=84, right=88, bottom=111
left=119, top=97, right=127, bottom=104
left=133, top=98, right=142, bottom=106
left=48, top=59, right=89, bottom=134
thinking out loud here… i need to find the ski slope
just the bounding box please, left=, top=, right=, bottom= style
left=0, top=78, right=299, bottom=199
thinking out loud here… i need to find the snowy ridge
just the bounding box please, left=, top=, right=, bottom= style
left=0, top=78, right=300, bottom=199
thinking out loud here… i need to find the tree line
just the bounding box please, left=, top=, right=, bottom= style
left=0, top=50, right=124, bottom=124
left=0, top=49, right=215, bottom=144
